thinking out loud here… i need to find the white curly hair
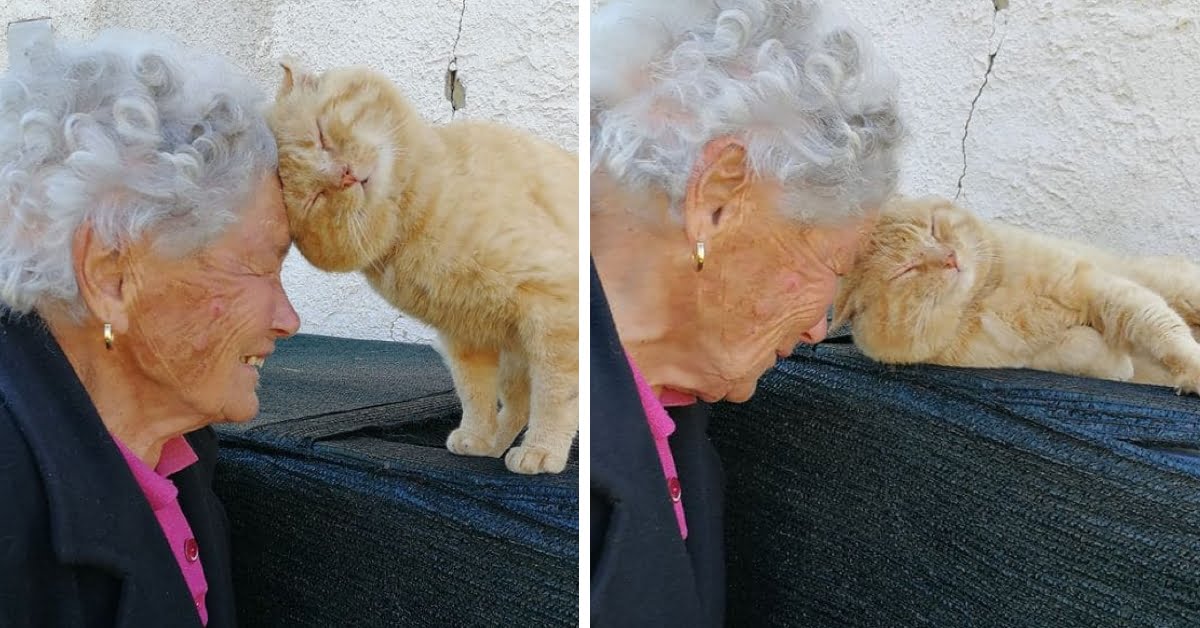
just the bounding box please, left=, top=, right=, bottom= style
left=591, top=0, right=904, bottom=224
left=0, top=28, right=277, bottom=317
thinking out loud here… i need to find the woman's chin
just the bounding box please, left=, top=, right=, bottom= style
left=696, top=380, right=757, bottom=404
left=723, top=381, right=758, bottom=403
left=221, top=392, right=261, bottom=424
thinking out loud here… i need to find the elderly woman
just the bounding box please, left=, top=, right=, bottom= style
left=590, top=0, right=904, bottom=624
left=0, top=29, right=298, bottom=626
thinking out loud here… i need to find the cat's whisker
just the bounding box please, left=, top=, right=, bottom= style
left=347, top=201, right=372, bottom=262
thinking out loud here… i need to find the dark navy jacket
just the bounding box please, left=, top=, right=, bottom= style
left=0, top=313, right=236, bottom=627
left=590, top=262, right=726, bottom=627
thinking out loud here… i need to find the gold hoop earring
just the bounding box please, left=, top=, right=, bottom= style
left=103, top=323, right=114, bottom=350
left=693, top=241, right=706, bottom=272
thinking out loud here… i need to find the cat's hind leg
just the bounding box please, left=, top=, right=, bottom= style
left=440, top=334, right=505, bottom=458
left=1028, top=326, right=1134, bottom=381
left=506, top=313, right=578, bottom=474
left=1081, top=267, right=1200, bottom=392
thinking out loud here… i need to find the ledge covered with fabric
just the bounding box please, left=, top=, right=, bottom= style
left=212, top=334, right=577, bottom=627
left=710, top=337, right=1200, bottom=627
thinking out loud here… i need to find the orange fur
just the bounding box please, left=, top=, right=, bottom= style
left=835, top=196, right=1200, bottom=391
left=268, top=61, right=578, bottom=474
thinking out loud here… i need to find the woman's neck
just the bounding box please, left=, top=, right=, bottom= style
left=44, top=312, right=203, bottom=468
left=591, top=178, right=714, bottom=398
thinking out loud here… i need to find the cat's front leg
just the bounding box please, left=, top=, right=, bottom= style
left=1028, top=325, right=1135, bottom=381
left=438, top=335, right=505, bottom=457
left=507, top=317, right=578, bottom=474
left=1082, top=269, right=1200, bottom=393
left=484, top=349, right=532, bottom=457
left=1127, top=255, right=1200, bottom=329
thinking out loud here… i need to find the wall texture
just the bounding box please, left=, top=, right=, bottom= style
left=3, top=0, right=578, bottom=342
left=8, top=1, right=1199, bottom=338
left=841, top=0, right=1200, bottom=256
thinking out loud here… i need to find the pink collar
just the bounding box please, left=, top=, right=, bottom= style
left=113, top=436, right=199, bottom=509
left=659, top=388, right=698, bottom=407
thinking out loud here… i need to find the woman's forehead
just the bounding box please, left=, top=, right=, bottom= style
left=219, top=175, right=291, bottom=257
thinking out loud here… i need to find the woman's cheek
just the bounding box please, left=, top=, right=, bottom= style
left=187, top=299, right=228, bottom=353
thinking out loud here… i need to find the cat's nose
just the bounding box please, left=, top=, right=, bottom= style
left=943, top=250, right=958, bottom=269
left=339, top=165, right=358, bottom=188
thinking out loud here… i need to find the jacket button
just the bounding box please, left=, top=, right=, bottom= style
left=667, top=477, right=681, bottom=502
left=184, top=538, right=200, bottom=563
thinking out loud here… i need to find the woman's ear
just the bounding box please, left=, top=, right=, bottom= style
left=682, top=136, right=750, bottom=249
left=72, top=223, right=130, bottom=334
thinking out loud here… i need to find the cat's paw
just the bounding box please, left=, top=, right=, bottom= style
left=1174, top=378, right=1200, bottom=396
left=1166, top=351, right=1200, bottom=395
left=1113, top=355, right=1136, bottom=382
left=1169, top=366, right=1200, bottom=396
left=505, top=444, right=569, bottom=475
left=446, top=428, right=502, bottom=458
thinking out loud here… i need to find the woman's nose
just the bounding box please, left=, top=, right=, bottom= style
left=798, top=317, right=828, bottom=345
left=273, top=289, right=302, bottom=338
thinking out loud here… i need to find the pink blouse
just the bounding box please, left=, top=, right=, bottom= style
left=627, top=355, right=689, bottom=539
left=113, top=435, right=209, bottom=625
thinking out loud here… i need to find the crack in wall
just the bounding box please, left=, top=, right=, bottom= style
left=390, top=313, right=405, bottom=342
left=955, top=5, right=1008, bottom=201
left=447, top=0, right=467, bottom=119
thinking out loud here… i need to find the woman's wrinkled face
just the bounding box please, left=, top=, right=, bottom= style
left=689, top=182, right=871, bottom=402
left=123, top=174, right=300, bottom=422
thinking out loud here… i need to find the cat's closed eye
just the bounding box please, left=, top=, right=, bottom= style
left=304, top=190, right=325, bottom=213
left=889, top=263, right=918, bottom=280
left=317, top=122, right=329, bottom=150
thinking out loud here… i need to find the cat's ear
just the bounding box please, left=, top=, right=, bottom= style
left=277, top=56, right=315, bottom=98
left=682, top=136, right=749, bottom=248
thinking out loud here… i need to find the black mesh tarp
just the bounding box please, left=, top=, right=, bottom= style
left=212, top=334, right=578, bottom=627
left=710, top=337, right=1200, bottom=627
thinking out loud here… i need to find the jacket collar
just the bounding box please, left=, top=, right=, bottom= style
left=0, top=311, right=200, bottom=625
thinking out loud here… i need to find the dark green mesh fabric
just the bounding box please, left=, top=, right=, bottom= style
left=711, top=338, right=1200, bottom=627
left=212, top=334, right=577, bottom=627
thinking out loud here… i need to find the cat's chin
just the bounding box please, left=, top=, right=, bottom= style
left=294, top=240, right=365, bottom=273
left=940, top=265, right=971, bottom=293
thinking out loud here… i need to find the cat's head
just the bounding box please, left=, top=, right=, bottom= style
left=267, top=59, right=404, bottom=270
left=832, top=196, right=994, bottom=359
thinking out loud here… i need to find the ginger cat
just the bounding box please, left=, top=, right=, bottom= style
left=267, top=60, right=579, bottom=474
left=834, top=196, right=1200, bottom=391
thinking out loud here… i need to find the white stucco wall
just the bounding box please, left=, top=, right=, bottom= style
left=841, top=0, right=1200, bottom=255
left=9, top=1, right=1198, bottom=339
left=3, top=0, right=578, bottom=343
